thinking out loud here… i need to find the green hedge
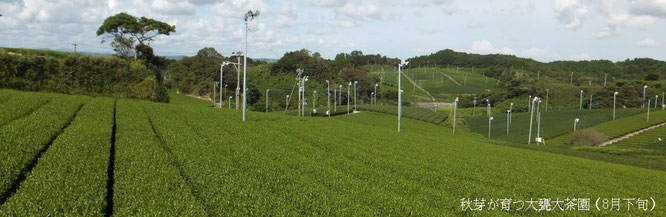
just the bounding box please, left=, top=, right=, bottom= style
left=0, top=50, right=168, bottom=102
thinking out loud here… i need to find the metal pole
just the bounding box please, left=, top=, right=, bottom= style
left=648, top=100, right=651, bottom=121
left=286, top=95, right=289, bottom=112
left=507, top=110, right=510, bottom=135
left=509, top=103, right=513, bottom=125
left=545, top=89, right=549, bottom=112
left=613, top=92, right=618, bottom=120
left=528, top=95, right=532, bottom=114
left=348, top=82, right=351, bottom=114
left=528, top=97, right=536, bottom=145
left=242, top=19, right=248, bottom=121
left=398, top=63, right=404, bottom=132
left=354, top=81, right=357, bottom=111
left=229, top=96, right=232, bottom=108
left=643, top=86, right=648, bottom=108
left=334, top=88, right=337, bottom=112
left=327, top=80, right=330, bottom=117
left=488, top=117, right=493, bottom=138
left=374, top=84, right=378, bottom=105
left=371, top=92, right=374, bottom=105
left=578, top=90, right=583, bottom=110
left=339, top=85, right=342, bottom=111
left=220, top=63, right=224, bottom=108
left=265, top=89, right=269, bottom=112
left=453, top=97, right=458, bottom=135
left=604, top=73, right=607, bottom=87
left=574, top=118, right=579, bottom=131
left=537, top=111, right=542, bottom=144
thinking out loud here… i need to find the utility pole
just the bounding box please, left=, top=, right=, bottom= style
left=242, top=10, right=259, bottom=122
left=213, top=81, right=217, bottom=108
left=643, top=85, right=648, bottom=108
left=648, top=100, right=651, bottom=121
left=545, top=89, right=549, bottom=112
left=326, top=80, right=330, bottom=117
left=234, top=51, right=243, bottom=110
left=613, top=92, right=618, bottom=120
left=354, top=81, right=358, bottom=111
left=347, top=82, right=351, bottom=114
left=528, top=97, right=537, bottom=145
left=473, top=97, right=477, bottom=116
left=398, top=60, right=408, bottom=132
left=604, top=73, right=608, bottom=87
left=488, top=117, right=494, bottom=138
left=339, top=85, right=342, bottom=112
left=72, top=42, right=78, bottom=53
left=453, top=97, right=459, bottom=135
left=374, top=84, right=378, bottom=105
left=285, top=95, right=289, bottom=112
left=578, top=90, right=583, bottom=110
left=265, top=89, right=270, bottom=112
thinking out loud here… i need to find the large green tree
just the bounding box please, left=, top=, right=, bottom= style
left=97, top=13, right=176, bottom=60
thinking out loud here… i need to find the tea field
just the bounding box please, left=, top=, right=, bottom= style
left=0, top=89, right=664, bottom=216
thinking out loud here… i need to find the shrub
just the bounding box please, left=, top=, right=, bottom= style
left=570, top=129, right=608, bottom=146
left=0, top=51, right=168, bottom=102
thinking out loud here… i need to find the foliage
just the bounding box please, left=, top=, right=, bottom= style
left=113, top=99, right=207, bottom=215
left=334, top=50, right=401, bottom=67
left=0, top=51, right=169, bottom=102
left=1, top=90, right=665, bottom=215
left=0, top=95, right=89, bottom=197
left=0, top=89, right=51, bottom=126
left=0, top=98, right=114, bottom=216
left=167, top=47, right=266, bottom=99
left=97, top=12, right=175, bottom=59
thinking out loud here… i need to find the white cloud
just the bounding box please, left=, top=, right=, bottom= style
left=212, top=0, right=269, bottom=18
left=570, top=52, right=593, bottom=60
left=151, top=0, right=196, bottom=16
left=312, top=0, right=347, bottom=8
left=274, top=5, right=298, bottom=28
left=470, top=40, right=515, bottom=55
left=555, top=0, right=666, bottom=38
left=333, top=3, right=382, bottom=27
left=638, top=38, right=657, bottom=47
left=519, top=47, right=560, bottom=61
left=553, top=0, right=588, bottom=30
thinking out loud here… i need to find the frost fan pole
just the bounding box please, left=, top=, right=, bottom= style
left=242, top=10, right=259, bottom=122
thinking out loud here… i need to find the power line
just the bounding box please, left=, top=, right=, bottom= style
left=247, top=29, right=282, bottom=59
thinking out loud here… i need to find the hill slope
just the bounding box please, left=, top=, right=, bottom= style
left=0, top=90, right=664, bottom=216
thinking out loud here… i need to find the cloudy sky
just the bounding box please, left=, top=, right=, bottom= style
left=1, top=0, right=665, bottom=62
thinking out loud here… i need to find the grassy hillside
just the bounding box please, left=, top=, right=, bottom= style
left=0, top=90, right=664, bottom=216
